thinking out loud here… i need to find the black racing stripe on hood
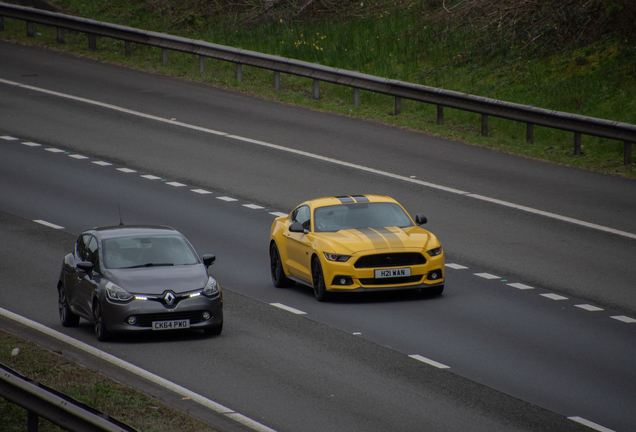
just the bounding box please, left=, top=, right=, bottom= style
left=335, top=196, right=355, bottom=203
left=372, top=227, right=405, bottom=249
left=352, top=195, right=369, bottom=202
left=356, top=228, right=390, bottom=249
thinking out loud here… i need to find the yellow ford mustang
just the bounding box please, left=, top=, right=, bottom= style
left=269, top=195, right=445, bottom=301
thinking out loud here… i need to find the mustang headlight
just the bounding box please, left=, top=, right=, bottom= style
left=427, top=247, right=443, bottom=257
left=324, top=252, right=350, bottom=262
left=105, top=281, right=133, bottom=302
left=202, top=275, right=219, bottom=296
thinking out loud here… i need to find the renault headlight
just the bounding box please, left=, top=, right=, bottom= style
left=202, top=275, right=219, bottom=296
left=105, top=281, right=133, bottom=302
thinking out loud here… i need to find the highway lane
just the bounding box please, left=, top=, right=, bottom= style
left=1, top=41, right=635, bottom=316
left=1, top=130, right=634, bottom=432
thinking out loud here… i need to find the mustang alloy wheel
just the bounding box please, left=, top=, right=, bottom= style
left=270, top=243, right=295, bottom=288
left=312, top=258, right=330, bottom=302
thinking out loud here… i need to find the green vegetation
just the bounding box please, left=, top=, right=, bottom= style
left=1, top=0, right=635, bottom=178
left=0, top=330, right=218, bottom=432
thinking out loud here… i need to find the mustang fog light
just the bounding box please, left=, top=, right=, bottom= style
left=127, top=316, right=137, bottom=325
left=427, top=270, right=443, bottom=280
left=202, top=311, right=211, bottom=320
left=332, top=276, right=353, bottom=286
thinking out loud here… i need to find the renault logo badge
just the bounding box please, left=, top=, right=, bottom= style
left=164, top=292, right=175, bottom=305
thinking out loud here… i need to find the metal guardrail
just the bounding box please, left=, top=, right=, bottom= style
left=0, top=362, right=138, bottom=432
left=0, top=2, right=633, bottom=164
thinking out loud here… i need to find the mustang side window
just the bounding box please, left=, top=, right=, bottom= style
left=293, top=205, right=311, bottom=231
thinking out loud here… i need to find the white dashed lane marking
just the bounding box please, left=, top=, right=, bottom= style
left=1, top=136, right=19, bottom=140
left=116, top=168, right=137, bottom=173
left=141, top=174, right=162, bottom=180
left=191, top=189, right=212, bottom=194
left=243, top=204, right=264, bottom=210
left=507, top=283, right=534, bottom=290
left=409, top=354, right=451, bottom=369
left=445, top=263, right=468, bottom=269
left=33, top=220, right=64, bottom=229
left=217, top=196, right=238, bottom=202
left=568, top=416, right=616, bottom=432
left=610, top=315, right=636, bottom=323
left=575, top=304, right=604, bottom=312
left=22, top=141, right=42, bottom=147
left=269, top=212, right=287, bottom=217
left=44, top=147, right=65, bottom=153
left=541, top=293, right=569, bottom=301
left=68, top=154, right=89, bottom=159
left=92, top=161, right=112, bottom=166
left=270, top=303, right=307, bottom=315
left=474, top=273, right=500, bottom=280
left=166, top=181, right=187, bottom=187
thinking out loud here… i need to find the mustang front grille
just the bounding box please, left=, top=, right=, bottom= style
left=354, top=253, right=426, bottom=269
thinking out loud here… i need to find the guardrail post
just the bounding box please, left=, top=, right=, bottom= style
left=125, top=41, right=131, bottom=57
left=27, top=409, right=38, bottom=432
left=481, top=114, right=488, bottom=136
left=88, top=34, right=96, bottom=51
left=162, top=48, right=168, bottom=66
left=353, top=88, right=360, bottom=107
left=236, top=63, right=242, bottom=82
left=274, top=71, right=280, bottom=92
left=437, top=105, right=444, bottom=125
left=574, top=132, right=582, bottom=155
left=395, top=97, right=401, bottom=115
left=313, top=79, right=320, bottom=99
left=624, top=142, right=632, bottom=165
left=0, top=16, right=4, bottom=31
left=56, top=27, right=64, bottom=44
left=526, top=123, right=534, bottom=144
left=26, top=21, right=34, bottom=37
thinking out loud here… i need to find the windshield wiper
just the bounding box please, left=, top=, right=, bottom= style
left=124, top=263, right=174, bottom=268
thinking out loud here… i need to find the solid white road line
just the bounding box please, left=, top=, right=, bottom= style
left=0, top=306, right=279, bottom=432
left=2, top=78, right=634, bottom=241
left=408, top=354, right=450, bottom=369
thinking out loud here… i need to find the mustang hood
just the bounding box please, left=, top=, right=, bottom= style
left=320, top=226, right=432, bottom=255
left=105, top=264, right=208, bottom=294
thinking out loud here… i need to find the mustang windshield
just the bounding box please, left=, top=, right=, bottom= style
left=314, top=203, right=414, bottom=232
left=103, top=235, right=199, bottom=269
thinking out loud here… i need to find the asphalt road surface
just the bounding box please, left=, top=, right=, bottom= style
left=1, top=40, right=635, bottom=432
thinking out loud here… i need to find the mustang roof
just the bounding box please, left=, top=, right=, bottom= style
left=308, top=195, right=396, bottom=207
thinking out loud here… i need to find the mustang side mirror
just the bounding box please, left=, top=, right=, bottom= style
left=202, top=254, right=216, bottom=267
left=289, top=222, right=306, bottom=233
left=415, top=214, right=427, bottom=225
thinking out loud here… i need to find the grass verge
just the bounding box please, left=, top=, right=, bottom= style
left=0, top=329, right=219, bottom=432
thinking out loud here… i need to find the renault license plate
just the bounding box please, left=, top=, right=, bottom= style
left=152, top=319, right=190, bottom=330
